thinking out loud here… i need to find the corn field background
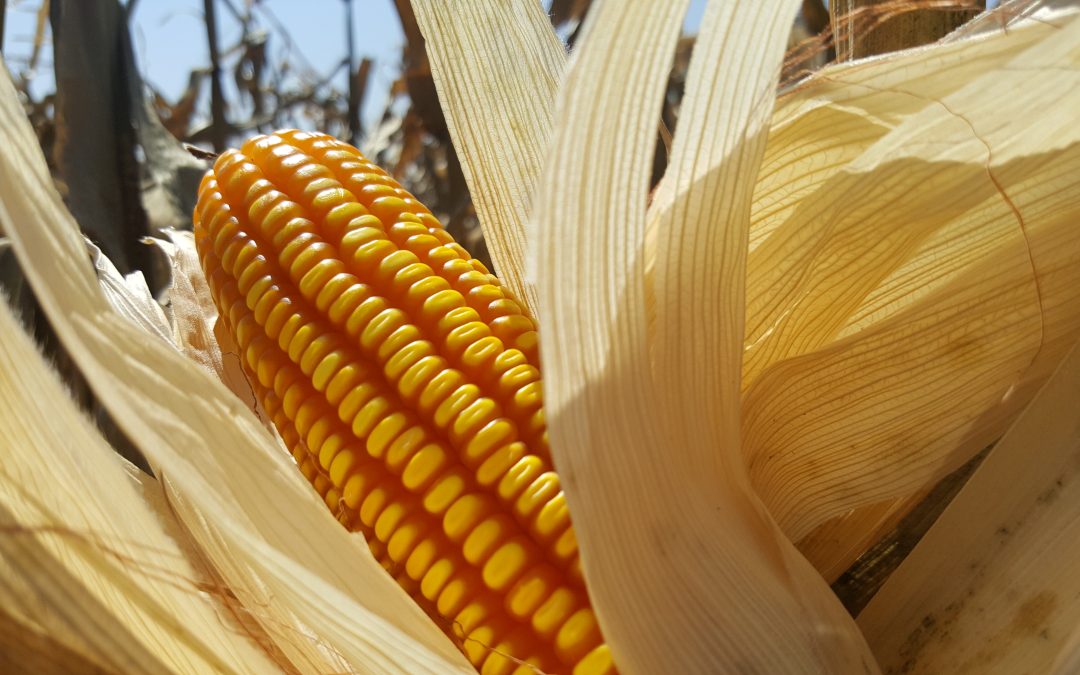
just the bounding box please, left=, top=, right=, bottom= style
left=3, top=0, right=1080, bottom=673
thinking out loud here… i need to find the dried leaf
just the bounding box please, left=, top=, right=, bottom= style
left=411, top=0, right=565, bottom=317
left=740, top=8, right=1080, bottom=569
left=1051, top=628, right=1080, bottom=675
left=0, top=604, right=112, bottom=674
left=534, top=1, right=875, bottom=672
left=144, top=229, right=259, bottom=415
left=858, top=339, right=1080, bottom=674
left=88, top=237, right=174, bottom=345
left=0, top=295, right=280, bottom=674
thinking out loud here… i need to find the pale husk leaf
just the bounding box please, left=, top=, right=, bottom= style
left=736, top=9, right=1080, bottom=568
left=410, top=0, right=565, bottom=317
left=647, top=5, right=1057, bottom=257
left=745, top=8, right=1079, bottom=373
left=0, top=296, right=280, bottom=674
left=145, top=229, right=259, bottom=414
left=796, top=491, right=924, bottom=582
left=89, top=237, right=173, bottom=345
left=1051, top=627, right=1080, bottom=675
left=0, top=65, right=473, bottom=675
left=857, top=338, right=1080, bottom=674
left=534, top=1, right=876, bottom=672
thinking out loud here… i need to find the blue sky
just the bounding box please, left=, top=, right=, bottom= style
left=3, top=0, right=709, bottom=133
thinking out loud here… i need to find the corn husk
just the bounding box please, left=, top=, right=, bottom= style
left=419, top=0, right=1080, bottom=588
left=143, top=229, right=260, bottom=414
left=0, top=297, right=278, bottom=674
left=742, top=5, right=1080, bottom=573
left=88, top=237, right=173, bottom=345
left=858, top=340, right=1080, bottom=674
left=417, top=0, right=1080, bottom=671
left=532, top=0, right=877, bottom=671
left=410, top=0, right=565, bottom=317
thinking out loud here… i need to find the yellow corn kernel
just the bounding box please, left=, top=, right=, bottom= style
left=193, top=130, right=607, bottom=672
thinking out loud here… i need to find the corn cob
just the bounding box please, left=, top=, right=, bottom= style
left=193, top=130, right=613, bottom=675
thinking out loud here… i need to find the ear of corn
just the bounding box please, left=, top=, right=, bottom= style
left=193, top=130, right=612, bottom=675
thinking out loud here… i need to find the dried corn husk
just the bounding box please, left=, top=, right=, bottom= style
left=859, top=340, right=1080, bottom=674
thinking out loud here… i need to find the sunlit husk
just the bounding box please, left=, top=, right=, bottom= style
left=0, top=65, right=472, bottom=674
left=858, top=339, right=1080, bottom=673
left=532, top=0, right=877, bottom=671
left=410, top=0, right=565, bottom=317
left=0, top=298, right=280, bottom=674
left=740, top=7, right=1080, bottom=572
